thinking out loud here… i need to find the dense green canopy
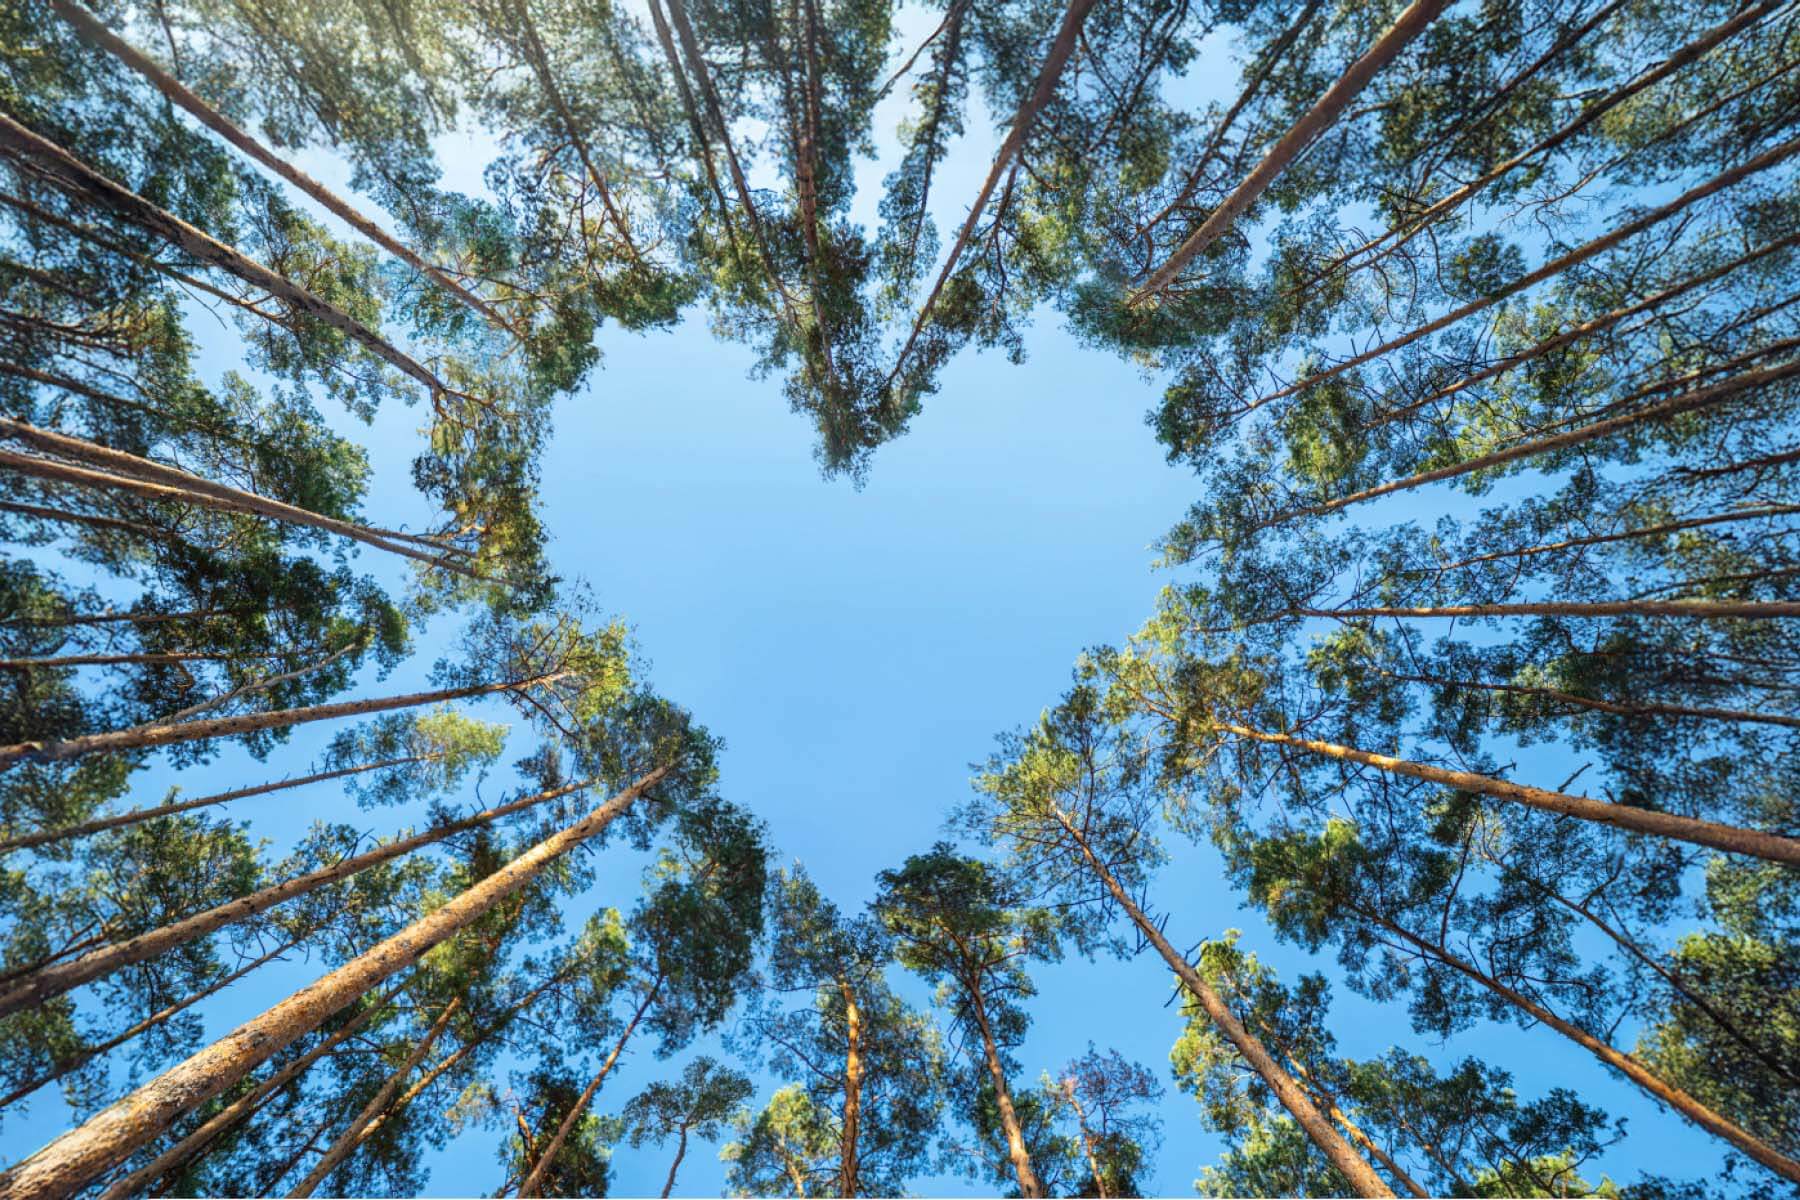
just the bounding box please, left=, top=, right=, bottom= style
left=0, top=0, right=1795, bottom=1194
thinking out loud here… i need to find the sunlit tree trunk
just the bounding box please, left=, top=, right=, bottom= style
left=0, top=777, right=595, bottom=1017
left=0, top=766, right=668, bottom=1199
left=1217, top=721, right=1800, bottom=864
left=1047, top=806, right=1395, bottom=1198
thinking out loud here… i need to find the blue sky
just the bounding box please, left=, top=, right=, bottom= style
left=4, top=3, right=1745, bottom=1193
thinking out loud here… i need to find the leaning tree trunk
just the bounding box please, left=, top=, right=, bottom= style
left=0, top=112, right=462, bottom=402
left=0, top=937, right=297, bottom=1111
left=1241, top=133, right=1800, bottom=412
left=1217, top=721, right=1800, bottom=865
left=0, top=777, right=596, bottom=1018
left=1362, top=910, right=1800, bottom=1184
left=517, top=978, right=661, bottom=1198
left=0, top=447, right=477, bottom=579
left=0, top=673, right=559, bottom=767
left=1300, top=599, right=1800, bottom=622
left=286, top=997, right=465, bottom=1197
left=1048, top=806, right=1396, bottom=1198
left=0, top=417, right=471, bottom=566
left=353, top=970, right=569, bottom=1155
left=93, top=977, right=413, bottom=1200
left=888, top=0, right=1098, bottom=382
left=0, top=766, right=668, bottom=1200
left=1129, top=0, right=1450, bottom=302
left=1267, top=355, right=1800, bottom=527
left=44, top=0, right=515, bottom=335
left=966, top=986, right=1044, bottom=1199
left=0, top=755, right=433, bottom=853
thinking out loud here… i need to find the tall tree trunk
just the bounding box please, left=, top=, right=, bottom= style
left=1299, top=599, right=1800, bottom=622
left=0, top=776, right=595, bottom=1018
left=0, top=937, right=296, bottom=1111
left=1265, top=355, right=1800, bottom=529
left=1241, top=133, right=1800, bottom=413
left=0, top=652, right=220, bottom=670
left=0, top=766, right=668, bottom=1199
left=0, top=447, right=478, bottom=579
left=94, top=977, right=413, bottom=1200
left=660, top=1125, right=689, bottom=1199
left=656, top=0, right=818, bottom=377
left=643, top=0, right=740, bottom=245
left=353, top=971, right=568, bottom=1153
left=0, top=497, right=167, bottom=542
left=44, top=0, right=515, bottom=335
left=286, top=997, right=465, bottom=1197
left=1062, top=1085, right=1108, bottom=1199
left=0, top=113, right=463, bottom=403
left=500, top=0, right=644, bottom=267
left=0, top=673, right=559, bottom=767
left=1380, top=671, right=1800, bottom=732
left=837, top=978, right=863, bottom=1198
left=1217, top=721, right=1800, bottom=865
left=1301, top=0, right=1782, bottom=292
left=966, top=986, right=1044, bottom=1199
left=0, top=607, right=256, bottom=629
left=1046, top=806, right=1395, bottom=1198
left=1129, top=0, right=1450, bottom=302
left=887, top=0, right=1098, bottom=384
left=0, top=417, right=468, bottom=558
left=517, top=978, right=661, bottom=1198
left=0, top=756, right=431, bottom=854
left=1364, top=229, right=1800, bottom=433
left=1361, top=909, right=1800, bottom=1184
left=1426, top=503, right=1800, bottom=575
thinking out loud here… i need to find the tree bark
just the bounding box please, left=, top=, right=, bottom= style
left=286, top=996, right=464, bottom=1196
left=837, top=978, right=863, bottom=1198
left=0, top=776, right=595, bottom=1017
left=1129, top=0, right=1450, bottom=302
left=0, top=767, right=667, bottom=1199
left=1265, top=355, right=1800, bottom=528
left=1047, top=806, right=1394, bottom=1197
left=44, top=0, right=515, bottom=335
left=0, top=446, right=478, bottom=579
left=1298, top=599, right=1800, bottom=622
left=0, top=112, right=460, bottom=402
left=0, top=756, right=430, bottom=853
left=1362, top=910, right=1800, bottom=1184
left=1219, top=721, right=1800, bottom=865
left=93, top=976, right=412, bottom=1200
left=517, top=978, right=660, bottom=1197
left=1299, top=0, right=1782, bottom=293
left=0, top=674, right=557, bottom=768
left=966, top=985, right=1044, bottom=1198
left=660, top=1126, right=689, bottom=1199
left=1382, top=671, right=1800, bottom=732
left=0, top=651, right=219, bottom=670
left=0, top=416, right=465, bottom=556
left=887, top=0, right=1099, bottom=382
left=1359, top=228, right=1800, bottom=432
left=1241, top=133, right=1800, bottom=412
left=0, top=937, right=295, bottom=1111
